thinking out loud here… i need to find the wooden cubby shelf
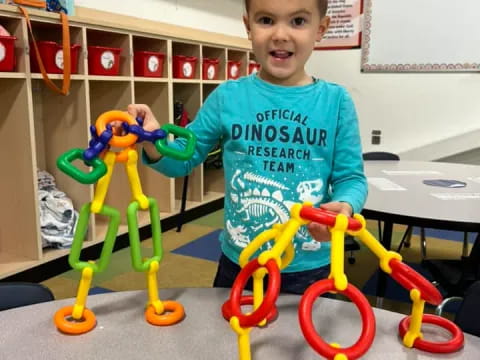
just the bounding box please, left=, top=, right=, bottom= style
left=202, top=45, right=226, bottom=81
left=172, top=41, right=200, bottom=80
left=0, top=4, right=251, bottom=280
left=29, top=21, right=85, bottom=74
left=227, top=49, right=248, bottom=79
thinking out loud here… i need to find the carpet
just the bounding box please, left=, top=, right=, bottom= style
left=413, top=228, right=478, bottom=243
left=171, top=229, right=223, bottom=262
left=89, top=287, right=115, bottom=295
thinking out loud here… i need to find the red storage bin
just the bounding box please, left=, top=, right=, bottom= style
left=134, top=51, right=165, bottom=77
left=30, top=41, right=81, bottom=74
left=248, top=61, right=261, bottom=75
left=88, top=46, right=122, bottom=76
left=227, top=60, right=241, bottom=80
left=202, top=58, right=219, bottom=80
left=0, top=35, right=16, bottom=72
left=173, top=55, right=197, bottom=79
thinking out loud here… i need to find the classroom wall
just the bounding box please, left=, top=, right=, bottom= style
left=305, top=51, right=480, bottom=160
left=76, top=0, right=480, bottom=162
left=75, top=0, right=246, bottom=37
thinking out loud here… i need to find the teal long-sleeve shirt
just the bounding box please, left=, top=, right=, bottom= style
left=144, top=74, right=367, bottom=272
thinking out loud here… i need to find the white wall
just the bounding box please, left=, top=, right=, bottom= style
left=76, top=0, right=480, bottom=161
left=75, top=0, right=247, bottom=37
left=306, top=50, right=480, bottom=160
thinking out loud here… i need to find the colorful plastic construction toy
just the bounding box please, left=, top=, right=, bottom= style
left=222, top=203, right=464, bottom=360
left=54, top=110, right=196, bottom=334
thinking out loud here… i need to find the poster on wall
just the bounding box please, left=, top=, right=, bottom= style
left=315, top=0, right=363, bottom=50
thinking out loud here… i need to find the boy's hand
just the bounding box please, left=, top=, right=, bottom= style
left=127, top=104, right=160, bottom=132
left=127, top=104, right=162, bottom=161
left=306, top=202, right=353, bottom=242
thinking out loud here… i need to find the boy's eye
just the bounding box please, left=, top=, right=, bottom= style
left=258, top=16, right=273, bottom=25
left=292, top=17, right=306, bottom=26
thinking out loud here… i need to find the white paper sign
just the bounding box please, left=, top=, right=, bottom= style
left=382, top=170, right=442, bottom=176
left=431, top=193, right=480, bottom=200
left=467, top=177, right=480, bottom=184
left=368, top=177, right=406, bottom=191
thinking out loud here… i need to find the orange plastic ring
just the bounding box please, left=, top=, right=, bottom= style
left=95, top=110, right=138, bottom=148
left=99, top=146, right=135, bottom=164
left=113, top=146, right=135, bottom=163
left=54, top=305, right=96, bottom=334
left=145, top=301, right=185, bottom=326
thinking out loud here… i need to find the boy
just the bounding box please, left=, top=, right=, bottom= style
left=129, top=0, right=367, bottom=294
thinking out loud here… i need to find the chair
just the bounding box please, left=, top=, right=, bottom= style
left=344, top=152, right=401, bottom=264
left=425, top=233, right=480, bottom=336
left=423, top=232, right=480, bottom=300
left=435, top=280, right=480, bottom=338
left=345, top=235, right=360, bottom=264
left=361, top=151, right=427, bottom=257
left=0, top=282, right=54, bottom=311
left=453, top=280, right=480, bottom=337
left=362, top=151, right=400, bottom=162
left=362, top=152, right=400, bottom=243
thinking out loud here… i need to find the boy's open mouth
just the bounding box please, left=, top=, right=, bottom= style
left=270, top=50, right=293, bottom=59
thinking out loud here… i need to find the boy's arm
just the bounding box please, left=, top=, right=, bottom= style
left=329, top=89, right=368, bottom=214
left=143, top=142, right=162, bottom=163
left=142, top=88, right=222, bottom=177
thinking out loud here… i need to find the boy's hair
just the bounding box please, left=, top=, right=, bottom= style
left=244, top=0, right=328, bottom=18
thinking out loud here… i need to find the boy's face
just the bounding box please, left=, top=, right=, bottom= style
left=244, top=0, right=330, bottom=86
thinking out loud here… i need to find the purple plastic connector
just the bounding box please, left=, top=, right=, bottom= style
left=83, top=124, right=113, bottom=161
left=122, top=117, right=167, bottom=143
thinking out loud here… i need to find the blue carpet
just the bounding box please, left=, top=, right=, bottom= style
left=171, top=229, right=223, bottom=262
left=89, top=287, right=114, bottom=295
left=413, top=228, right=478, bottom=243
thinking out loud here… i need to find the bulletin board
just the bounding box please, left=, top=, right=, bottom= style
left=361, top=0, right=480, bottom=72
left=315, top=0, right=363, bottom=50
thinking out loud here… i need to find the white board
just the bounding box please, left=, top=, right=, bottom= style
left=361, top=0, right=480, bottom=72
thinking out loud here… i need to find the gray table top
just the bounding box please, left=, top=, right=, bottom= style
left=0, top=288, right=479, bottom=359
left=363, top=161, right=480, bottom=230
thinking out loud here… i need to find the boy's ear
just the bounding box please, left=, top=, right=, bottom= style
left=243, top=14, right=252, bottom=40
left=316, top=16, right=331, bottom=42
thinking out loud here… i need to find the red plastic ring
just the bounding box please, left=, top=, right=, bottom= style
left=229, top=258, right=280, bottom=328
left=299, top=205, right=362, bottom=231
left=389, top=259, right=442, bottom=305
left=222, top=295, right=278, bottom=324
left=398, top=314, right=464, bottom=353
left=299, top=279, right=376, bottom=359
